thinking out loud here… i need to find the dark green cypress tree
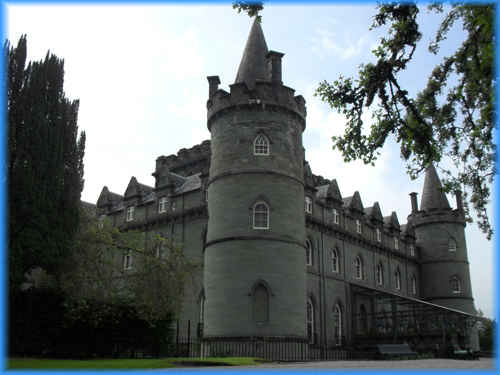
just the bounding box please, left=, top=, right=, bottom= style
left=7, top=35, right=86, bottom=292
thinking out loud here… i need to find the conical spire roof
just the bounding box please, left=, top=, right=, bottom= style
left=235, top=18, right=269, bottom=89
left=420, top=165, right=451, bottom=211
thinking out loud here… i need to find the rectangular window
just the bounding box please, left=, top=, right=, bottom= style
left=409, top=245, right=415, bottom=256
left=126, top=206, right=134, bottom=222
left=305, top=197, right=313, bottom=214
left=158, top=197, right=168, bottom=213
left=376, top=228, right=381, bottom=242
left=123, top=252, right=132, bottom=270
left=356, top=219, right=362, bottom=234
left=332, top=208, right=339, bottom=224
left=394, top=237, right=399, bottom=250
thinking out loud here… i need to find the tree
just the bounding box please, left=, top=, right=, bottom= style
left=315, top=3, right=495, bottom=239
left=7, top=35, right=86, bottom=291
left=233, top=1, right=264, bottom=22
left=61, top=210, right=199, bottom=326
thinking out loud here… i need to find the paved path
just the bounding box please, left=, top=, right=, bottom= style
left=172, top=358, right=495, bottom=370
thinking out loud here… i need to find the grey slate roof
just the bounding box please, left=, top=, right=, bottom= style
left=175, top=173, right=202, bottom=195
left=235, top=18, right=269, bottom=89
left=420, top=165, right=451, bottom=211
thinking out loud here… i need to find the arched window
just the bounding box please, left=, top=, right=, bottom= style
left=253, top=202, right=269, bottom=229
left=307, top=299, right=315, bottom=344
left=331, top=248, right=339, bottom=273
left=448, top=238, right=457, bottom=252
left=395, top=269, right=401, bottom=290
left=253, top=284, right=269, bottom=323
left=306, top=239, right=313, bottom=266
left=305, top=196, right=313, bottom=214
left=411, top=275, right=417, bottom=295
left=254, top=134, right=269, bottom=155
left=376, top=263, right=384, bottom=286
left=354, top=256, right=363, bottom=280
left=333, top=304, right=343, bottom=346
left=450, top=276, right=461, bottom=293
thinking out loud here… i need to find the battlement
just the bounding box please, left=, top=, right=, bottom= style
left=155, top=140, right=211, bottom=176
left=206, top=80, right=307, bottom=130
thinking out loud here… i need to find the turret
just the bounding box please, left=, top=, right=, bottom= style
left=203, top=18, right=307, bottom=341
left=409, top=165, right=478, bottom=349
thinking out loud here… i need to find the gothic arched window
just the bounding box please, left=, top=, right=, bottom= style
left=450, top=276, right=461, bottom=293
left=448, top=238, right=457, bottom=252
left=253, top=202, right=269, bottom=229
left=307, top=299, right=315, bottom=344
left=253, top=284, right=270, bottom=323
left=306, top=239, right=313, bottom=266
left=411, top=275, right=417, bottom=295
left=376, top=263, right=384, bottom=286
left=254, top=134, right=269, bottom=155
left=395, top=269, right=401, bottom=290
left=331, top=248, right=339, bottom=273
left=333, top=303, right=343, bottom=346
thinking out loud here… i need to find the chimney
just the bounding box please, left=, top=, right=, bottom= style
left=455, top=190, right=464, bottom=212
left=207, top=76, right=221, bottom=98
left=267, top=51, right=284, bottom=84
left=409, top=192, right=418, bottom=213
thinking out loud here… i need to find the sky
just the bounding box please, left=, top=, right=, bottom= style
left=6, top=3, right=496, bottom=319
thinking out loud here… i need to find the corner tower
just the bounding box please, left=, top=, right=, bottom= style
left=204, top=19, right=307, bottom=340
left=409, top=165, right=476, bottom=315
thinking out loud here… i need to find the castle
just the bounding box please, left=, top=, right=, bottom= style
left=96, top=19, right=479, bottom=353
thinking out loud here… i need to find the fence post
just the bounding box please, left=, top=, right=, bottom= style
left=187, top=320, right=191, bottom=357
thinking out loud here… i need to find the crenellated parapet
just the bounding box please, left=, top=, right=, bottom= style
left=206, top=80, right=307, bottom=131
left=155, top=140, right=211, bottom=177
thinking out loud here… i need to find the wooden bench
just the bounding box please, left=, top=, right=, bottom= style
left=376, top=343, right=417, bottom=360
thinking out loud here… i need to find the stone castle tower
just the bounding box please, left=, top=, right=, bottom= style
left=204, top=18, right=308, bottom=339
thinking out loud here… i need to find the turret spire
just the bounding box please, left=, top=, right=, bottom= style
left=420, top=165, right=451, bottom=211
left=235, top=18, right=269, bottom=89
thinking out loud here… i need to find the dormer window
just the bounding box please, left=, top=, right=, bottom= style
left=356, top=219, right=362, bottom=234
left=254, top=134, right=269, bottom=155
left=376, top=228, right=381, bottom=242
left=158, top=197, right=168, bottom=213
left=332, top=208, right=339, bottom=225
left=305, top=196, right=313, bottom=214
left=126, top=206, right=135, bottom=222
left=394, top=237, right=399, bottom=250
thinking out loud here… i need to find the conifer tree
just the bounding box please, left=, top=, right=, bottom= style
left=7, top=35, right=86, bottom=292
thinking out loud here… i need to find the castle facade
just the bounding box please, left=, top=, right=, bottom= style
left=96, top=19, right=479, bottom=352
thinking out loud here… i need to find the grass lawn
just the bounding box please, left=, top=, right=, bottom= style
left=8, top=357, right=265, bottom=369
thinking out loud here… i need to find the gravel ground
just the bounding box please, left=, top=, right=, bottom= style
left=171, top=358, right=495, bottom=370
